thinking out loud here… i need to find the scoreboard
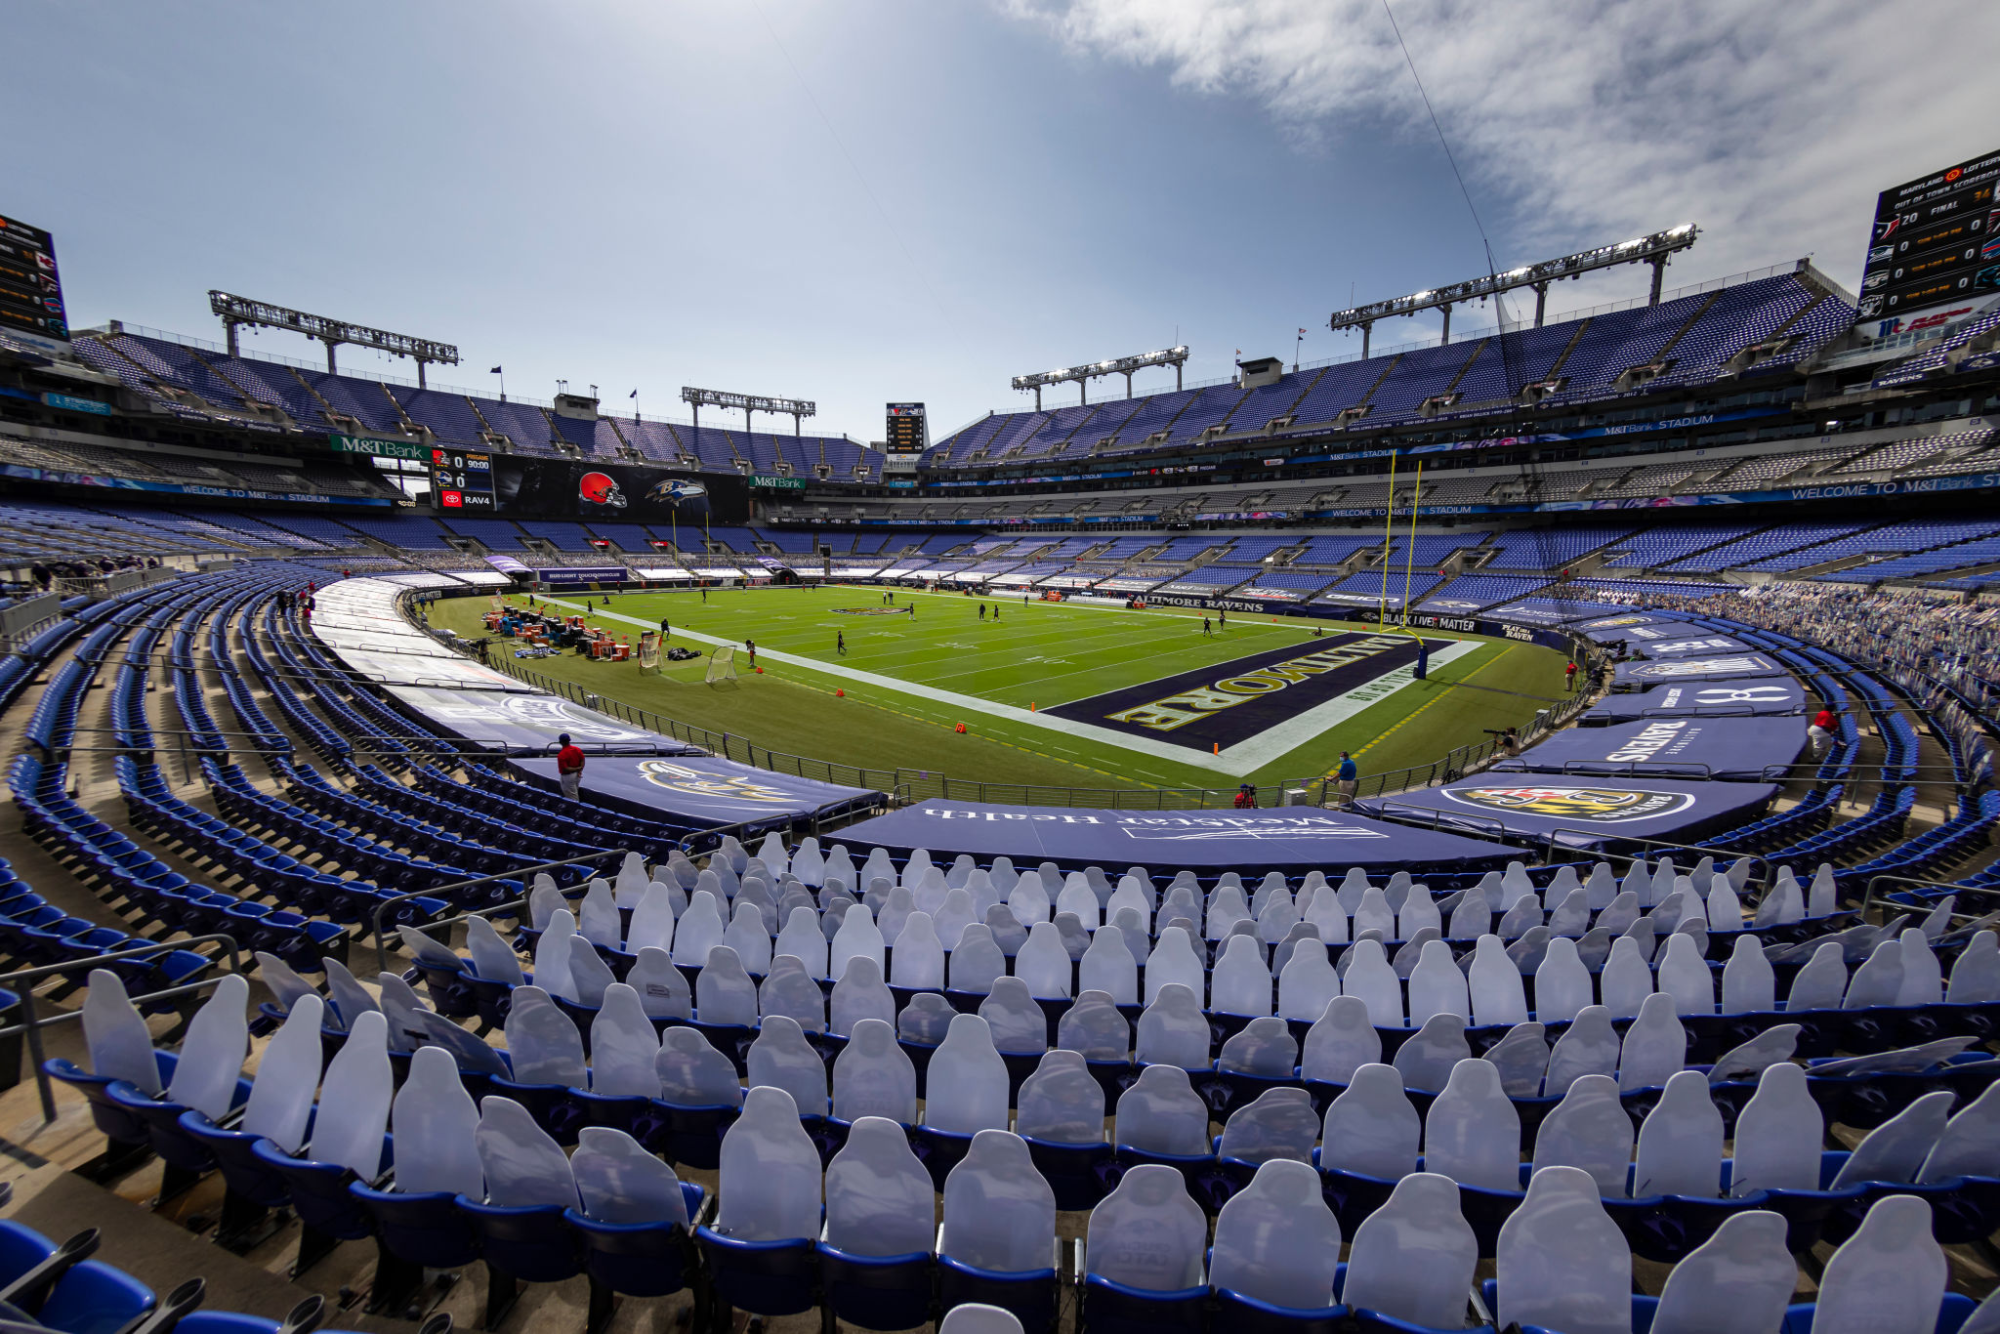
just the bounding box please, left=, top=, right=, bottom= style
left=884, top=402, right=926, bottom=475
left=0, top=212, right=68, bottom=352
left=1858, top=148, right=2000, bottom=337
left=431, top=447, right=494, bottom=511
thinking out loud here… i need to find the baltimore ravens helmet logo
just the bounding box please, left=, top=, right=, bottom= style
left=637, top=760, right=792, bottom=803
left=646, top=478, right=708, bottom=506
left=1442, top=785, right=1695, bottom=822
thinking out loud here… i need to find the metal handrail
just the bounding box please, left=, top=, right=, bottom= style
left=370, top=849, right=630, bottom=973
left=1858, top=872, right=1990, bottom=918
left=1539, top=829, right=1772, bottom=894
left=0, top=933, right=246, bottom=1122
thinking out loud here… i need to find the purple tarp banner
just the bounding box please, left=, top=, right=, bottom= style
left=1361, top=776, right=1779, bottom=851
left=512, top=755, right=883, bottom=829
left=1489, top=714, right=1807, bottom=782
left=1581, top=677, right=1811, bottom=724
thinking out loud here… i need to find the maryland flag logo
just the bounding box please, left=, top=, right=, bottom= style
left=1443, top=785, right=1695, bottom=823
left=636, top=760, right=794, bottom=804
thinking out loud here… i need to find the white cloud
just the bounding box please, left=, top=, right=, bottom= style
left=1000, top=0, right=2000, bottom=294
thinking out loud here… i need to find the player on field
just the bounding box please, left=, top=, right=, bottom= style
left=837, top=631, right=846, bottom=656
left=1202, top=616, right=1214, bottom=636
left=979, top=603, right=986, bottom=620
left=745, top=638, right=756, bottom=667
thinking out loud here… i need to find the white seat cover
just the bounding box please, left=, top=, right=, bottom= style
left=1142, top=927, right=1204, bottom=1004
left=860, top=847, right=895, bottom=891
left=613, top=853, right=651, bottom=909
left=1597, top=891, right=1640, bottom=939
left=1395, top=890, right=1439, bottom=943
left=1321, top=1063, right=1420, bottom=1179
left=1582, top=863, right=1618, bottom=911
left=1085, top=1163, right=1205, bottom=1290
left=1806, top=864, right=1838, bottom=918
left=503, top=985, right=588, bottom=1087
left=825, top=1116, right=935, bottom=1257
left=1960, top=1289, right=2000, bottom=1334
left=1533, top=937, right=1595, bottom=1025
left=1277, top=941, right=1339, bottom=1022
left=1341, top=1170, right=1476, bottom=1325
left=1705, top=878, right=1744, bottom=933
left=528, top=876, right=565, bottom=930
left=1014, top=1049, right=1106, bottom=1145
left=1209, top=1158, right=1341, bottom=1309
left=476, top=1096, right=580, bottom=1208
left=898, top=993, right=957, bottom=1045
left=746, top=1015, right=829, bottom=1115
left=1301, top=884, right=1349, bottom=944
left=983, top=904, right=1028, bottom=956
left=417, top=1012, right=510, bottom=1078
left=1598, top=937, right=1652, bottom=1019
left=1948, top=931, right=2000, bottom=1004
left=1447, top=887, right=1491, bottom=942
left=1810, top=1194, right=1947, bottom=1334
left=791, top=840, right=826, bottom=890
left=774, top=907, right=828, bottom=980
left=1423, top=1058, right=1520, bottom=1192
left=311, top=1011, right=392, bottom=1180
left=1055, top=876, right=1099, bottom=930
left=396, top=926, right=461, bottom=969
left=1730, top=1062, right=1821, bottom=1196
left=1106, top=879, right=1151, bottom=934
left=716, top=1085, right=822, bottom=1241
left=1720, top=934, right=1776, bottom=1014
left=588, top=983, right=663, bottom=1097
left=1217, top=1086, right=1319, bottom=1165
left=1656, top=934, right=1714, bottom=1016
left=925, top=1014, right=1011, bottom=1134
left=1707, top=1025, right=1800, bottom=1085
left=1533, top=1074, right=1632, bottom=1196
left=754, top=834, right=790, bottom=878
left=391, top=1045, right=483, bottom=1197
left=723, top=901, right=773, bottom=976
left=1332, top=867, right=1371, bottom=916
left=834, top=1018, right=918, bottom=1123
left=1352, top=886, right=1395, bottom=943
left=1013, top=921, right=1072, bottom=999
left=1896, top=929, right=1944, bottom=1007
left=1341, top=938, right=1404, bottom=1028
left=1485, top=1022, right=1551, bottom=1098
left=914, top=866, right=951, bottom=917
left=1395, top=1010, right=1473, bottom=1094
left=241, top=992, right=323, bottom=1152
left=654, top=1027, right=742, bottom=1108
left=1495, top=1165, right=1632, bottom=1334
left=253, top=951, right=322, bottom=1016
left=948, top=924, right=1006, bottom=995
left=672, top=892, right=726, bottom=968
left=1545, top=1005, right=1621, bottom=1095
left=1498, top=862, right=1535, bottom=910
left=696, top=946, right=759, bottom=1027
left=1831, top=1091, right=1957, bottom=1189
left=1506, top=926, right=1552, bottom=975
left=1210, top=934, right=1273, bottom=1018
left=1617, top=993, right=1686, bottom=1092
left=1469, top=934, right=1531, bottom=1027
left=890, top=912, right=947, bottom=989
left=1496, top=896, right=1542, bottom=941
left=934, top=888, right=979, bottom=952
left=574, top=1125, right=688, bottom=1225
left=462, top=918, right=526, bottom=986
left=1007, top=874, right=1051, bottom=928
left=1633, top=1069, right=1723, bottom=1198
left=965, top=868, right=1000, bottom=917
left=828, top=954, right=895, bottom=1037
left=1134, top=984, right=1210, bottom=1070
left=166, top=973, right=250, bottom=1121
left=1920, top=1082, right=2000, bottom=1182
left=759, top=954, right=827, bottom=1033
left=831, top=905, right=887, bottom=982
left=1754, top=871, right=1805, bottom=928
left=1113, top=1063, right=1210, bottom=1157
left=1787, top=941, right=1849, bottom=1011
left=714, top=839, right=747, bottom=876
left=1077, top=925, right=1138, bottom=1004
left=1843, top=938, right=1905, bottom=1010
left=1406, top=939, right=1469, bottom=1026
left=566, top=934, right=617, bottom=1009
left=323, top=957, right=382, bottom=1032
left=1546, top=888, right=1591, bottom=939
left=578, top=880, right=622, bottom=949
left=979, top=977, right=1050, bottom=1056
left=941, top=1130, right=1058, bottom=1273
left=1649, top=1209, right=1795, bottom=1334
left=624, top=947, right=692, bottom=1020
left=530, top=912, right=579, bottom=1003
left=1218, top=1016, right=1297, bottom=1078
left=1300, top=995, right=1381, bottom=1085
left=1055, top=990, right=1130, bottom=1061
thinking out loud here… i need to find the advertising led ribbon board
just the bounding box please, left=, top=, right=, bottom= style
left=1858, top=147, right=2000, bottom=336
left=834, top=800, right=1516, bottom=875
left=512, top=756, right=883, bottom=828
left=1487, top=714, right=1807, bottom=782
left=0, top=212, right=67, bottom=351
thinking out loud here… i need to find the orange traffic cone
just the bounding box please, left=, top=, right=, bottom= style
left=955, top=723, right=967, bottom=734
left=1213, top=742, right=1220, bottom=755
left=835, top=688, right=845, bottom=698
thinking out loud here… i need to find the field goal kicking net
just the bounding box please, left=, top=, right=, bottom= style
left=705, top=645, right=737, bottom=684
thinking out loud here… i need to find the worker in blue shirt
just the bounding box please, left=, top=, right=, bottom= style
left=1332, top=752, right=1359, bottom=808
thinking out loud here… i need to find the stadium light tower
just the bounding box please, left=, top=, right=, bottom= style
left=207, top=291, right=459, bottom=385
left=681, top=386, right=817, bottom=440
left=1328, top=224, right=1699, bottom=355
left=1011, top=346, right=1189, bottom=410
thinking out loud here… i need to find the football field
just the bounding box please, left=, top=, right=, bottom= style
left=430, top=585, right=1569, bottom=794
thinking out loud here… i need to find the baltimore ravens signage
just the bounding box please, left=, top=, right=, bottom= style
left=1048, top=631, right=1467, bottom=754
left=1371, top=774, right=1778, bottom=849
left=1443, top=785, right=1698, bottom=822
left=511, top=755, right=884, bottom=827
left=1582, top=677, right=1808, bottom=723
left=1613, top=654, right=1789, bottom=687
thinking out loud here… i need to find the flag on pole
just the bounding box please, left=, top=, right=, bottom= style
left=489, top=365, right=503, bottom=374
left=629, top=389, right=637, bottom=398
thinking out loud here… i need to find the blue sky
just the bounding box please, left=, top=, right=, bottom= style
left=7, top=0, right=1995, bottom=442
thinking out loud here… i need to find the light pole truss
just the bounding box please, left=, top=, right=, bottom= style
left=1011, top=346, right=1189, bottom=409
left=681, top=386, right=817, bottom=439
left=207, top=291, right=459, bottom=385
left=1328, top=224, right=1700, bottom=355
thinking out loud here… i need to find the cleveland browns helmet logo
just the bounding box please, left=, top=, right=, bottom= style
left=1443, top=785, right=1695, bottom=823
left=579, top=471, right=627, bottom=508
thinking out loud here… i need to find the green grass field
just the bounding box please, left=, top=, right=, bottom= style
left=430, top=585, right=1568, bottom=795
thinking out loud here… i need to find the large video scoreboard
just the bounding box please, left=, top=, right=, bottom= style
left=0, top=213, right=68, bottom=352
left=1858, top=148, right=2000, bottom=337
left=884, top=402, right=926, bottom=475
left=430, top=447, right=494, bottom=511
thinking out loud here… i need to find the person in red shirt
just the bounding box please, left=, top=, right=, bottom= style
left=1812, top=707, right=1835, bottom=731
left=555, top=732, right=586, bottom=801
left=1564, top=660, right=1579, bottom=692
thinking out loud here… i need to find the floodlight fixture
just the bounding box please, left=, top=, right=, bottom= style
left=207, top=291, right=459, bottom=384
left=1328, top=224, right=1700, bottom=353
left=1010, top=346, right=1189, bottom=408
left=681, top=385, right=818, bottom=438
